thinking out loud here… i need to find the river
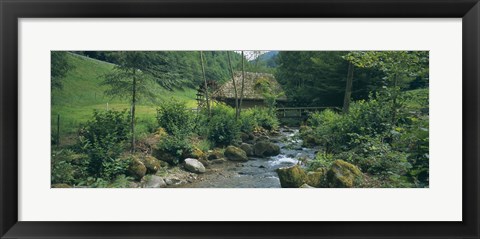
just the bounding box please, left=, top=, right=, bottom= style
left=175, top=127, right=317, bottom=188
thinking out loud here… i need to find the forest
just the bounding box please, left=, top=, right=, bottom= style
left=51, top=50, right=429, bottom=188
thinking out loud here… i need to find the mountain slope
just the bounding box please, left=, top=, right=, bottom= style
left=51, top=52, right=197, bottom=136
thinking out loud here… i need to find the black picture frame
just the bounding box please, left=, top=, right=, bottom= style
left=1, top=0, right=479, bottom=238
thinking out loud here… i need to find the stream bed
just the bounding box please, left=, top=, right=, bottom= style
left=175, top=128, right=317, bottom=188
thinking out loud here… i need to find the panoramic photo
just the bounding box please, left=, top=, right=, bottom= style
left=51, top=51, right=429, bottom=188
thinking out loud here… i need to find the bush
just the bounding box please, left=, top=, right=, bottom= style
left=249, top=107, right=279, bottom=131
left=77, top=109, right=130, bottom=180
left=339, top=134, right=412, bottom=177
left=156, top=134, right=193, bottom=165
left=157, top=99, right=193, bottom=135
left=302, top=89, right=428, bottom=187
left=207, top=104, right=240, bottom=146
left=51, top=150, right=76, bottom=184
left=307, top=152, right=335, bottom=171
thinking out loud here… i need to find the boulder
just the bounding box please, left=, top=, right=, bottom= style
left=302, top=134, right=320, bottom=147
left=190, top=147, right=207, bottom=160
left=257, top=135, right=270, bottom=142
left=300, top=183, right=314, bottom=188
left=153, top=149, right=178, bottom=165
left=276, top=165, right=307, bottom=188
left=240, top=132, right=250, bottom=142
left=141, top=155, right=161, bottom=174
left=143, top=175, right=167, bottom=188
left=165, top=177, right=183, bottom=186
left=306, top=171, right=324, bottom=188
left=224, top=146, right=248, bottom=162
left=326, top=160, right=363, bottom=188
left=128, top=158, right=147, bottom=181
left=197, top=158, right=210, bottom=167
left=240, top=143, right=254, bottom=156
left=207, top=149, right=224, bottom=160
left=183, top=158, right=206, bottom=174
left=254, top=141, right=280, bottom=157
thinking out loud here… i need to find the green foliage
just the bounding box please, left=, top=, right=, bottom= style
left=156, top=134, right=193, bottom=165
left=156, top=99, right=194, bottom=135
left=76, top=174, right=134, bottom=188
left=206, top=104, right=240, bottom=146
left=275, top=51, right=385, bottom=106
left=344, top=51, right=429, bottom=89
left=307, top=152, right=335, bottom=171
left=303, top=88, right=428, bottom=187
left=51, top=150, right=76, bottom=184
left=77, top=110, right=130, bottom=179
left=51, top=51, right=74, bottom=89
left=250, top=107, right=279, bottom=131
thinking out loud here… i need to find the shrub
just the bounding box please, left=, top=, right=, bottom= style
left=77, top=109, right=130, bottom=180
left=207, top=104, right=240, bottom=146
left=250, top=107, right=279, bottom=131
left=51, top=150, right=76, bottom=184
left=156, top=134, right=193, bottom=165
left=157, top=99, right=193, bottom=135
left=340, top=134, right=412, bottom=177
left=307, top=152, right=335, bottom=171
left=239, top=110, right=257, bottom=133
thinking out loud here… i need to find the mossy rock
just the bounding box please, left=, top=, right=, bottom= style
left=302, top=134, right=320, bottom=147
left=190, top=147, right=207, bottom=161
left=276, top=165, right=307, bottom=188
left=240, top=132, right=250, bottom=142
left=326, top=160, right=363, bottom=188
left=141, top=155, right=162, bottom=174
left=224, top=146, right=248, bottom=162
left=52, top=183, right=71, bottom=188
left=207, top=149, right=224, bottom=160
left=240, top=143, right=254, bottom=156
left=306, top=171, right=325, bottom=188
left=153, top=149, right=178, bottom=165
left=254, top=141, right=280, bottom=157
left=300, top=183, right=314, bottom=188
left=127, top=158, right=147, bottom=181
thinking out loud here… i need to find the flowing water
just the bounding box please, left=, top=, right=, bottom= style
left=177, top=128, right=317, bottom=188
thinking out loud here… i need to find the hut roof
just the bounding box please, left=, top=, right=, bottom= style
left=213, top=72, right=287, bottom=101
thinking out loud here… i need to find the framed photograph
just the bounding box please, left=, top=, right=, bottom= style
left=1, top=0, right=479, bottom=238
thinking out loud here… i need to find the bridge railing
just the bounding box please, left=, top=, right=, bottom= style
left=276, top=106, right=341, bottom=118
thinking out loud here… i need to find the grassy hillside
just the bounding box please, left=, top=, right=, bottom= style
left=51, top=53, right=198, bottom=139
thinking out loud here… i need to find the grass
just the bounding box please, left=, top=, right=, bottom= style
left=51, top=53, right=198, bottom=141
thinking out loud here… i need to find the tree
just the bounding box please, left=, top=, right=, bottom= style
left=238, top=51, right=246, bottom=116
left=227, top=51, right=240, bottom=119
left=344, top=51, right=429, bottom=124
left=199, top=51, right=211, bottom=116
left=342, top=62, right=354, bottom=113
left=102, top=51, right=183, bottom=152
left=51, top=51, right=74, bottom=89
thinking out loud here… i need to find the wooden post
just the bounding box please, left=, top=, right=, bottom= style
left=56, top=114, right=60, bottom=147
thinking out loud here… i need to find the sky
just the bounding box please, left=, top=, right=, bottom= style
left=234, top=51, right=269, bottom=60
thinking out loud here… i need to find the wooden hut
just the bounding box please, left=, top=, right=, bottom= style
left=212, top=72, right=287, bottom=108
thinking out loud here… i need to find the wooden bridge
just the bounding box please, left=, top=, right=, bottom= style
left=276, top=106, right=341, bottom=119
left=188, top=106, right=340, bottom=119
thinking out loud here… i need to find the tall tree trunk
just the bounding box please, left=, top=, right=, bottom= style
left=391, top=74, right=399, bottom=126
left=227, top=51, right=239, bottom=119
left=342, top=62, right=354, bottom=113
left=239, top=51, right=246, bottom=116
left=200, top=51, right=211, bottom=116
left=131, top=69, right=136, bottom=152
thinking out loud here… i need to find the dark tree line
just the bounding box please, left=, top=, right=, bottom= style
left=274, top=51, right=428, bottom=107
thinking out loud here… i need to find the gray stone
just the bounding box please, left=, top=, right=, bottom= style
left=183, top=158, right=206, bottom=174
left=144, top=175, right=167, bottom=188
